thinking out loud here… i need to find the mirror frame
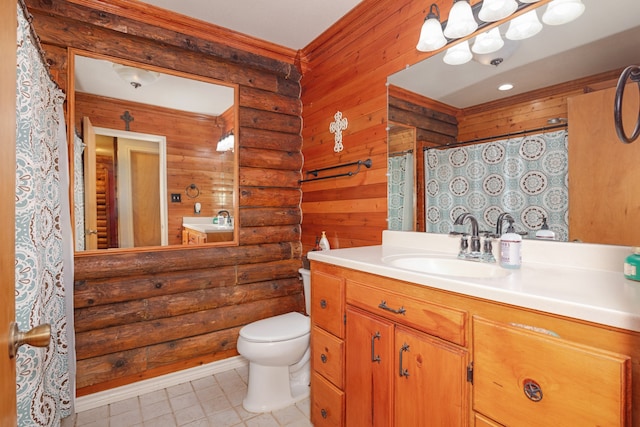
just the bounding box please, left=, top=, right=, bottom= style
left=68, top=49, right=240, bottom=255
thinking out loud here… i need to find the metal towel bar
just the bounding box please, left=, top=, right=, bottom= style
left=299, top=158, right=372, bottom=183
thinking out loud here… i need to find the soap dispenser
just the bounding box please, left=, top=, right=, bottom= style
left=535, top=216, right=555, bottom=240
left=500, top=223, right=521, bottom=269
left=319, top=231, right=331, bottom=251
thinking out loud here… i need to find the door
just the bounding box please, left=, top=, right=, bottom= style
left=568, top=85, right=640, bottom=245
left=1, top=0, right=18, bottom=424
left=82, top=116, right=98, bottom=249
left=346, top=307, right=394, bottom=426
left=117, top=137, right=162, bottom=248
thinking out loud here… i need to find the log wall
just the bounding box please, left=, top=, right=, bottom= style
left=26, top=0, right=303, bottom=394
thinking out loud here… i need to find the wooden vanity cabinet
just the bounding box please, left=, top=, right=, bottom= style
left=182, top=227, right=207, bottom=245
left=310, top=262, right=635, bottom=427
left=181, top=227, right=233, bottom=244
left=310, top=266, right=345, bottom=427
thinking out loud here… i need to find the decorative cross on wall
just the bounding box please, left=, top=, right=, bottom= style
left=329, top=111, right=348, bottom=153
left=120, top=110, right=134, bottom=131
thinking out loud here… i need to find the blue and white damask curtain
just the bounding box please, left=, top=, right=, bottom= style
left=16, top=2, right=74, bottom=425
left=388, top=152, right=414, bottom=231
left=425, top=131, right=569, bottom=240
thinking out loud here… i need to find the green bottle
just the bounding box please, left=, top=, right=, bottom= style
left=624, top=247, right=640, bottom=281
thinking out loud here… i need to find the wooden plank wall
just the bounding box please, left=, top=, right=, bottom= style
left=26, top=0, right=304, bottom=394
left=298, top=0, right=488, bottom=252
left=388, top=85, right=458, bottom=232
left=75, top=92, right=233, bottom=245
left=457, top=70, right=623, bottom=143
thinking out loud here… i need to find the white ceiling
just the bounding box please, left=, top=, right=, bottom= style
left=77, top=0, right=640, bottom=114
left=389, top=0, right=640, bottom=108
left=136, top=0, right=364, bottom=50
left=75, top=0, right=363, bottom=116
left=75, top=55, right=235, bottom=116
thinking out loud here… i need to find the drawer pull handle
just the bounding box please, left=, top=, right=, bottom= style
left=371, top=331, right=381, bottom=363
left=523, top=379, right=543, bottom=402
left=320, top=353, right=327, bottom=363
left=398, top=343, right=410, bottom=377
left=321, top=408, right=328, bottom=419
left=378, top=300, right=406, bottom=315
left=320, top=299, right=327, bottom=309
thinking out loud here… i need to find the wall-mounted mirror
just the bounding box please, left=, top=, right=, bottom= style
left=387, top=0, right=640, bottom=245
left=71, top=51, right=239, bottom=252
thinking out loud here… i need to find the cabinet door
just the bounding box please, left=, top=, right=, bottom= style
left=473, top=317, right=631, bottom=426
left=395, top=326, right=469, bottom=426
left=345, top=307, right=394, bottom=427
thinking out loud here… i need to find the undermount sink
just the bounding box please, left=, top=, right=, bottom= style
left=382, top=255, right=510, bottom=279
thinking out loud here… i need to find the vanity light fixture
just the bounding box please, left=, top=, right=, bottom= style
left=478, top=0, right=518, bottom=22
left=416, top=4, right=447, bottom=52
left=112, top=63, right=160, bottom=89
left=443, top=0, right=478, bottom=39
left=416, top=0, right=585, bottom=70
left=443, top=40, right=473, bottom=65
left=472, top=27, right=504, bottom=54
left=216, top=132, right=234, bottom=152
left=542, top=0, right=585, bottom=25
left=505, top=10, right=543, bottom=40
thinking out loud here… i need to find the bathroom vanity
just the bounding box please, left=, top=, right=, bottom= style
left=308, top=231, right=640, bottom=426
left=181, top=217, right=234, bottom=244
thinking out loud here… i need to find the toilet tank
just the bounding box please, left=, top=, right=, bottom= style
left=298, top=268, right=311, bottom=315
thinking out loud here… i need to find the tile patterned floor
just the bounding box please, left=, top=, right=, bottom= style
left=73, top=366, right=312, bottom=427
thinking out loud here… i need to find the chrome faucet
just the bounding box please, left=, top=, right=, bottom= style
left=217, top=210, right=230, bottom=218
left=496, top=213, right=515, bottom=236
left=453, top=213, right=481, bottom=255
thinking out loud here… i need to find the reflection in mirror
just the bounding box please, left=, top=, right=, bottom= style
left=72, top=53, right=237, bottom=252
left=387, top=0, right=640, bottom=246
left=388, top=123, right=415, bottom=231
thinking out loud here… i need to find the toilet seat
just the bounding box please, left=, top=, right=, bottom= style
left=239, top=312, right=309, bottom=343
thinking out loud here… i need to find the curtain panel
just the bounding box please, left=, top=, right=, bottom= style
left=15, top=2, right=72, bottom=425
left=425, top=131, right=569, bottom=240
left=388, top=152, right=414, bottom=231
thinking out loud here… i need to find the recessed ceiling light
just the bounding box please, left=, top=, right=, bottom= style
left=498, top=83, right=514, bottom=91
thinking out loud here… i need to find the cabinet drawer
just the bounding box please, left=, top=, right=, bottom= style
left=474, top=413, right=503, bottom=427
left=311, top=270, right=345, bottom=338
left=473, top=317, right=631, bottom=426
left=312, top=326, right=344, bottom=388
left=346, top=280, right=467, bottom=346
left=311, top=372, right=344, bottom=427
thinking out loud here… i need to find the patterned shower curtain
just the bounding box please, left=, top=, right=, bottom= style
left=15, top=2, right=73, bottom=425
left=425, top=131, right=568, bottom=240
left=388, top=152, right=414, bottom=231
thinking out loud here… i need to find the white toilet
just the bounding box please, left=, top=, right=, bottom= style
left=236, top=268, right=312, bottom=413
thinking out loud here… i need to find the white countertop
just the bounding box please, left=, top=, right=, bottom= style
left=183, top=217, right=233, bottom=233
left=307, top=231, right=640, bottom=332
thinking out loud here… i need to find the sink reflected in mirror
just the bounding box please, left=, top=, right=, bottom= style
left=382, top=254, right=510, bottom=279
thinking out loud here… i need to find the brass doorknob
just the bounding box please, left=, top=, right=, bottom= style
left=8, top=322, right=51, bottom=359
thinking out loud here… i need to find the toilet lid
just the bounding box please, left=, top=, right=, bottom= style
left=239, top=312, right=310, bottom=343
